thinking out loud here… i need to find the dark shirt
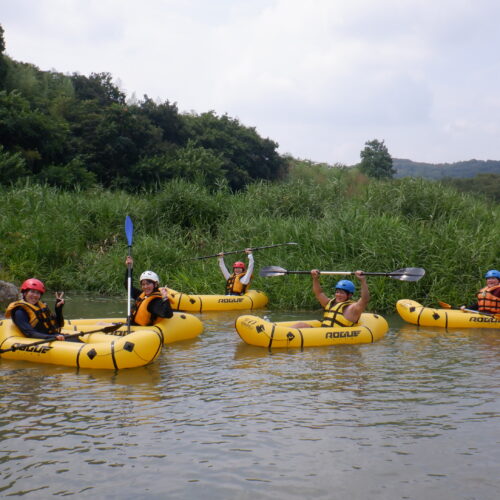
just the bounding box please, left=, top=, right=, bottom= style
left=11, top=305, right=63, bottom=339
left=124, top=269, right=174, bottom=323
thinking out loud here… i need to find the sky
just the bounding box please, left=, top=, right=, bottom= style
left=2, top=0, right=500, bottom=165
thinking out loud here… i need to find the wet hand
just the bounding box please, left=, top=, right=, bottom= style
left=125, top=255, right=133, bottom=266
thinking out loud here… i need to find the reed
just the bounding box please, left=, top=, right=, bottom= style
left=1, top=169, right=498, bottom=313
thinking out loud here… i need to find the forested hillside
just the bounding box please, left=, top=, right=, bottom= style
left=393, top=158, right=500, bottom=179
left=0, top=25, right=287, bottom=191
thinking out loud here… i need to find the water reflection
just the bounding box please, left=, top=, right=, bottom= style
left=1, top=295, right=498, bottom=499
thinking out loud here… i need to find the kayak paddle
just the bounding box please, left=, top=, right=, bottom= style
left=260, top=266, right=425, bottom=282
left=125, top=215, right=134, bottom=334
left=189, top=242, right=299, bottom=261
left=438, top=301, right=500, bottom=320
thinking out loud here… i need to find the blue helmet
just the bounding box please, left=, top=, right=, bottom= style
left=334, top=279, right=355, bottom=294
left=485, top=269, right=500, bottom=279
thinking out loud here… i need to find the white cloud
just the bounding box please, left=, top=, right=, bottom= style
left=2, top=0, right=500, bottom=164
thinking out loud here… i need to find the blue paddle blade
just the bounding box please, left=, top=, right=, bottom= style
left=125, top=216, right=134, bottom=246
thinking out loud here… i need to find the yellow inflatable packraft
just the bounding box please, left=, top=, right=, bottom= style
left=0, top=319, right=162, bottom=369
left=397, top=299, right=500, bottom=329
left=235, top=313, right=388, bottom=348
left=65, top=311, right=203, bottom=344
left=167, top=288, right=268, bottom=312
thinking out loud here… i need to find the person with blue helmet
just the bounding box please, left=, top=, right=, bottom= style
left=292, top=269, right=370, bottom=328
left=461, top=269, right=500, bottom=314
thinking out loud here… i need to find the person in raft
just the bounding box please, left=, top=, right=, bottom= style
left=5, top=278, right=71, bottom=341
left=293, top=270, right=370, bottom=328
left=217, top=249, right=254, bottom=296
left=461, top=269, right=500, bottom=314
left=124, top=256, right=174, bottom=325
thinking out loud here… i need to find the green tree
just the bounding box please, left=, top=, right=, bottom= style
left=0, top=145, right=29, bottom=183
left=0, top=90, right=71, bottom=171
left=0, top=24, right=7, bottom=89
left=71, top=72, right=125, bottom=105
left=38, top=156, right=97, bottom=190
left=359, top=139, right=395, bottom=179
left=183, top=111, right=287, bottom=189
left=65, top=101, right=162, bottom=188
left=137, top=96, right=187, bottom=147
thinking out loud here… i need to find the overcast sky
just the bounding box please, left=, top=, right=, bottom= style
left=2, top=0, right=500, bottom=165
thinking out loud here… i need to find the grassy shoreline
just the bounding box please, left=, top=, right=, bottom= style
left=1, top=166, right=498, bottom=313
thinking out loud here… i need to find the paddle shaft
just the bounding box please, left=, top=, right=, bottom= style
left=125, top=216, right=134, bottom=334
left=439, top=301, right=500, bottom=319
left=190, top=242, right=298, bottom=260
left=277, top=270, right=412, bottom=277
left=259, top=265, right=425, bottom=282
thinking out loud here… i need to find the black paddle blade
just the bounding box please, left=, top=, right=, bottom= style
left=77, top=323, right=125, bottom=336
left=387, top=267, right=425, bottom=282
left=259, top=265, right=288, bottom=277
left=101, top=323, right=125, bottom=333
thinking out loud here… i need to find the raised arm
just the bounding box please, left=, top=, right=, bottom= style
left=239, top=252, right=254, bottom=285
left=217, top=253, right=231, bottom=280
left=343, top=271, right=370, bottom=323
left=311, top=269, right=330, bottom=308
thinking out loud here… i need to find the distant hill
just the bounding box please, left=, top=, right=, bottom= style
left=393, top=159, right=500, bottom=179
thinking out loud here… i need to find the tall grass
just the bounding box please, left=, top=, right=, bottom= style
left=1, top=170, right=498, bottom=313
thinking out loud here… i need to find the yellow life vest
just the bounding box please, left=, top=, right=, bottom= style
left=131, top=291, right=162, bottom=326
left=5, top=299, right=60, bottom=335
left=225, top=273, right=252, bottom=295
left=477, top=285, right=500, bottom=314
left=321, top=299, right=356, bottom=328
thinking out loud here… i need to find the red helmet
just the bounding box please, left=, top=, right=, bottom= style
left=21, top=278, right=46, bottom=294
left=233, top=261, right=246, bottom=271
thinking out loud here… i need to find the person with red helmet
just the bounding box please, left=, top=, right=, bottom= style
left=124, top=256, right=173, bottom=325
left=5, top=278, right=67, bottom=340
left=217, top=249, right=254, bottom=295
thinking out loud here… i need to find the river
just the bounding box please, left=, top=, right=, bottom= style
left=1, top=294, right=498, bottom=499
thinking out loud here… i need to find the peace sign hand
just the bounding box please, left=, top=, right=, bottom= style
left=55, top=291, right=65, bottom=307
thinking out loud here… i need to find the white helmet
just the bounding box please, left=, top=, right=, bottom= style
left=140, top=270, right=160, bottom=284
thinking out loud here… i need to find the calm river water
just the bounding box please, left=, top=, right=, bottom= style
left=1, top=294, right=498, bottom=499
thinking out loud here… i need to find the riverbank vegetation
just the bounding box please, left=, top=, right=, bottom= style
left=1, top=162, right=498, bottom=313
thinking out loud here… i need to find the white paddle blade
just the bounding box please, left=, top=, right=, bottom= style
left=390, top=267, right=426, bottom=282
left=259, top=266, right=287, bottom=277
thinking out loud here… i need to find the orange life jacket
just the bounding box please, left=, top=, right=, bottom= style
left=5, top=299, right=60, bottom=335
left=477, top=285, right=500, bottom=314
left=321, top=299, right=356, bottom=328
left=131, top=291, right=162, bottom=326
left=225, top=272, right=252, bottom=295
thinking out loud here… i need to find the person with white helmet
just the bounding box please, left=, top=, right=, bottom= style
left=124, top=256, right=173, bottom=325
left=5, top=278, right=67, bottom=340
left=292, top=270, right=370, bottom=328
left=217, top=249, right=254, bottom=295
left=461, top=269, right=500, bottom=314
